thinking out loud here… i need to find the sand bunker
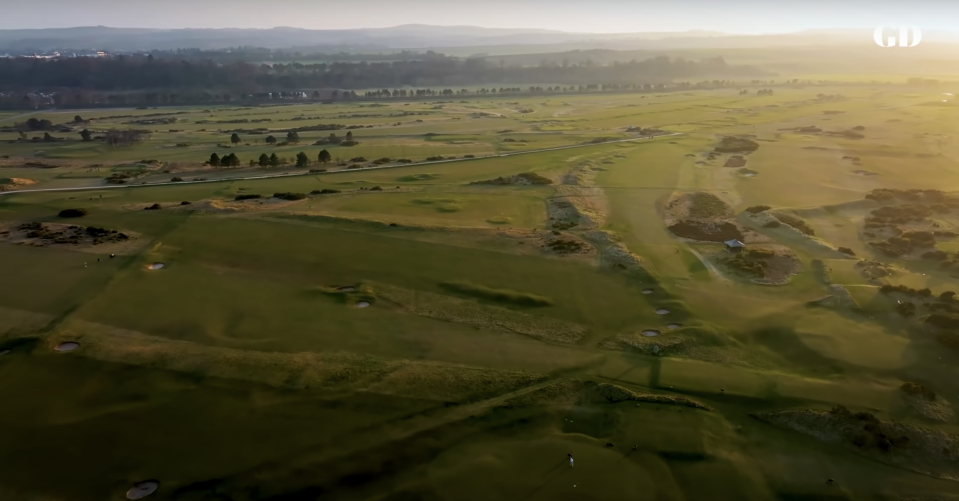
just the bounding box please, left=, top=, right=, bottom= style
left=126, top=481, right=159, bottom=500
left=147, top=263, right=164, bottom=270
left=852, top=170, right=878, bottom=176
left=655, top=308, right=670, bottom=315
left=354, top=301, right=371, bottom=308
left=336, top=286, right=357, bottom=292
left=642, top=288, right=654, bottom=294
left=667, top=323, right=683, bottom=330
left=55, top=342, right=79, bottom=352
left=641, top=330, right=660, bottom=337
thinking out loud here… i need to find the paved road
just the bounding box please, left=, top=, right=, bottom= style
left=0, top=132, right=683, bottom=197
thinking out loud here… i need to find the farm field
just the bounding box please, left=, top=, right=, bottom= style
left=3, top=85, right=959, bottom=500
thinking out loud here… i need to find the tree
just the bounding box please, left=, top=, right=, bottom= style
left=268, top=153, right=279, bottom=167
left=221, top=153, right=240, bottom=167
left=73, top=115, right=83, bottom=123
left=231, top=133, right=240, bottom=146
left=318, top=149, right=331, bottom=164
left=296, top=151, right=309, bottom=167
left=79, top=129, right=92, bottom=142
left=286, top=131, right=300, bottom=144
left=346, top=131, right=353, bottom=140
left=258, top=153, right=269, bottom=167
left=265, top=135, right=277, bottom=145
left=209, top=152, right=221, bottom=167
left=312, top=90, right=320, bottom=100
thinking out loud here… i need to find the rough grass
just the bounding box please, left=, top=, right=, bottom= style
left=504, top=380, right=711, bottom=410
left=439, top=280, right=554, bottom=307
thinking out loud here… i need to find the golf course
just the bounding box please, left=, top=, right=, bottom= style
left=3, top=84, right=959, bottom=500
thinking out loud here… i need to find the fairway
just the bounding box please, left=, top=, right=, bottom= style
left=4, top=83, right=959, bottom=501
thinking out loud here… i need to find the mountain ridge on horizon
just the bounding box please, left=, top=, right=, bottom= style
left=1, top=24, right=955, bottom=53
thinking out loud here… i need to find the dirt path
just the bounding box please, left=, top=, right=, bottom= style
left=0, top=109, right=46, bottom=124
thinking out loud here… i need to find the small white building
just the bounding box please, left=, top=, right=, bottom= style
left=723, top=239, right=745, bottom=252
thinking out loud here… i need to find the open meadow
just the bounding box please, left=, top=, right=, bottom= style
left=4, top=84, right=959, bottom=500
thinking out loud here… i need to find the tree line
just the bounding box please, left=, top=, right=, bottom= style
left=0, top=53, right=761, bottom=97
left=208, top=149, right=332, bottom=168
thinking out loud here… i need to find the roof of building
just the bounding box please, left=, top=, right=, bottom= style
left=723, top=239, right=745, bottom=247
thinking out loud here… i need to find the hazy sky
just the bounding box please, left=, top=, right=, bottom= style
left=3, top=0, right=955, bottom=33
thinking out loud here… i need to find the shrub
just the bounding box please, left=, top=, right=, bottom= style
left=923, top=249, right=949, bottom=260
left=170, top=176, right=183, bottom=182
left=938, top=331, right=959, bottom=350
left=837, top=247, right=856, bottom=256
left=234, top=194, right=261, bottom=201
left=144, top=203, right=161, bottom=210
left=764, top=220, right=781, bottom=228
left=309, top=168, right=327, bottom=173
left=714, top=136, right=760, bottom=153
left=901, top=382, right=937, bottom=400
left=745, top=205, right=771, bottom=214
left=370, top=186, right=383, bottom=191
left=340, top=140, right=359, bottom=146
left=926, top=313, right=959, bottom=330
left=349, top=157, right=368, bottom=163
left=273, top=192, right=306, bottom=201
left=895, top=301, right=916, bottom=317
left=180, top=201, right=191, bottom=205
left=515, top=172, right=553, bottom=185
left=58, top=208, right=88, bottom=218
left=310, top=189, right=341, bottom=195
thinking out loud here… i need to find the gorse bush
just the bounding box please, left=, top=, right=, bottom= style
left=439, top=280, right=554, bottom=307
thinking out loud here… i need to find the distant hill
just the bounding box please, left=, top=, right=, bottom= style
left=0, top=25, right=735, bottom=51
left=2, top=25, right=958, bottom=53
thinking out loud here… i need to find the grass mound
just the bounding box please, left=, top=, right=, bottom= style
left=58, top=208, right=88, bottom=218
left=471, top=172, right=552, bottom=186
left=234, top=194, right=261, bottom=201
left=439, top=280, right=553, bottom=307
left=412, top=197, right=459, bottom=205
left=775, top=212, right=816, bottom=236
left=668, top=220, right=743, bottom=242
left=397, top=173, right=440, bottom=182
left=714, top=136, right=759, bottom=153
left=687, top=192, right=733, bottom=219
left=505, top=380, right=711, bottom=410
left=487, top=216, right=512, bottom=224
left=754, top=406, right=959, bottom=480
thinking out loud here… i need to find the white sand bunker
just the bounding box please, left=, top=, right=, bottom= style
left=55, top=342, right=80, bottom=352
left=354, top=301, right=371, bottom=308
left=126, top=481, right=159, bottom=500
left=336, top=286, right=356, bottom=292
left=666, top=323, right=683, bottom=330
left=642, top=330, right=660, bottom=337
left=642, top=289, right=654, bottom=294
left=655, top=308, right=670, bottom=315
left=147, top=263, right=165, bottom=270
